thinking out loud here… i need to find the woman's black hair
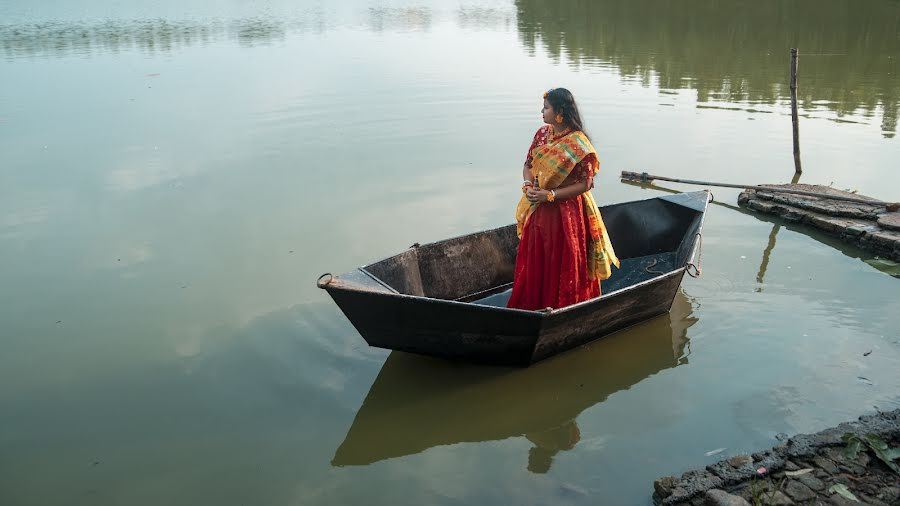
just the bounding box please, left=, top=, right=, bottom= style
left=545, top=87, right=587, bottom=137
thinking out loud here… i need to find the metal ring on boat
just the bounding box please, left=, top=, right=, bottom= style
left=316, top=273, right=333, bottom=288
left=707, top=191, right=715, bottom=203
left=686, top=232, right=703, bottom=278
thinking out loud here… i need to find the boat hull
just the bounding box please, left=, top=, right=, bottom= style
left=320, top=191, right=709, bottom=366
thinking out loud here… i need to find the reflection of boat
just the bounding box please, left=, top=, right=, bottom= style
left=318, top=192, right=710, bottom=366
left=332, top=290, right=697, bottom=473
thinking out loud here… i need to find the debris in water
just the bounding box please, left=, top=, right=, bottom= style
left=863, top=350, right=872, bottom=356
left=704, top=447, right=726, bottom=457
left=857, top=376, right=874, bottom=385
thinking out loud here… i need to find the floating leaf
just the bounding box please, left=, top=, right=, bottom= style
left=784, top=468, right=814, bottom=477
left=829, top=484, right=860, bottom=502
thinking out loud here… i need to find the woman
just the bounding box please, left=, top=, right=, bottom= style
left=507, top=88, right=619, bottom=311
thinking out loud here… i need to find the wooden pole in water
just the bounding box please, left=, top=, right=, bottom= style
left=790, top=48, right=802, bottom=174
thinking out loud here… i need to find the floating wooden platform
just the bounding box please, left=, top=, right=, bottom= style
left=738, top=184, right=900, bottom=262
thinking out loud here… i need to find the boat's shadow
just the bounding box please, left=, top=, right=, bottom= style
left=332, top=290, right=699, bottom=473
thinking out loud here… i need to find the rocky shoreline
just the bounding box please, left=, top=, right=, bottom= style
left=737, top=185, right=900, bottom=262
left=652, top=408, right=900, bottom=505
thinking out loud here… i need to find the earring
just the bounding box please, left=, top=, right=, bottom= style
left=556, top=114, right=563, bottom=123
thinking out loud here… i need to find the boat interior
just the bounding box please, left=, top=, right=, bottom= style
left=360, top=195, right=706, bottom=308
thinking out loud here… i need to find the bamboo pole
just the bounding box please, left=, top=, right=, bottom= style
left=790, top=48, right=802, bottom=174
left=620, top=171, right=899, bottom=210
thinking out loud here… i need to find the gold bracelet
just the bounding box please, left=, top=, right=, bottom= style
left=546, top=190, right=556, bottom=202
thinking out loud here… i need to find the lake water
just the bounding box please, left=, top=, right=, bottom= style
left=1, top=1, right=899, bottom=504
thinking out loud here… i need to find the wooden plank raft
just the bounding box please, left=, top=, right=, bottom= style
left=620, top=172, right=900, bottom=263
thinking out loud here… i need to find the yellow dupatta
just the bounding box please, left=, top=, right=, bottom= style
left=515, top=130, right=620, bottom=281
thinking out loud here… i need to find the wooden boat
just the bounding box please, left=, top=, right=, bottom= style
left=317, top=190, right=710, bottom=366
left=332, top=289, right=696, bottom=469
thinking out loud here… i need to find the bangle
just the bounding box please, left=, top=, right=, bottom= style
left=546, top=190, right=556, bottom=202
left=522, top=180, right=533, bottom=187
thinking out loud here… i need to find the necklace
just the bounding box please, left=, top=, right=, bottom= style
left=550, top=126, right=571, bottom=141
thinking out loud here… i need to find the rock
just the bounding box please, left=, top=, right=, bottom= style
left=707, top=459, right=756, bottom=485
left=857, top=493, right=889, bottom=506
left=784, top=460, right=801, bottom=472
left=704, top=489, right=751, bottom=506
left=829, top=495, right=860, bottom=506
left=783, top=480, right=817, bottom=502
left=795, top=472, right=826, bottom=492
left=822, top=447, right=847, bottom=464
left=727, top=455, right=752, bottom=468
left=813, top=456, right=840, bottom=475
left=655, top=476, right=678, bottom=499
left=878, top=486, right=900, bottom=503
left=838, top=463, right=866, bottom=475
left=664, top=470, right=725, bottom=505
left=768, top=491, right=795, bottom=505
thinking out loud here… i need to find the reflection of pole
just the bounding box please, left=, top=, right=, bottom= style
left=756, top=173, right=797, bottom=289
left=790, top=48, right=802, bottom=174
left=756, top=224, right=781, bottom=287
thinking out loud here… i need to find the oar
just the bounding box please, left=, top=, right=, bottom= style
left=620, top=171, right=900, bottom=211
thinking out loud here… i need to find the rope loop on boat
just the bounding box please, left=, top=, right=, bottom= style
left=644, top=258, right=664, bottom=274
left=316, top=273, right=333, bottom=288
left=686, top=233, right=703, bottom=278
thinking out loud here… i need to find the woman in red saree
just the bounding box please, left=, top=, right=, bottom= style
left=507, top=88, right=619, bottom=311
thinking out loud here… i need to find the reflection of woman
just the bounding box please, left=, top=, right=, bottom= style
left=508, top=88, right=619, bottom=310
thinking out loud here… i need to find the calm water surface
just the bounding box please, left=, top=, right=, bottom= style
left=1, top=1, right=899, bottom=504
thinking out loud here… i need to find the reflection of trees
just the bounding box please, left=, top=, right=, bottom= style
left=457, top=8, right=516, bottom=31
left=0, top=18, right=287, bottom=58
left=366, top=8, right=432, bottom=33
left=515, top=0, right=900, bottom=136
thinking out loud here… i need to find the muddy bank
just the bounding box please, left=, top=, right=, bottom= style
left=737, top=185, right=900, bottom=262
left=652, top=408, right=900, bottom=505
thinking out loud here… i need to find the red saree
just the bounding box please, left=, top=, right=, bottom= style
left=507, top=125, right=618, bottom=311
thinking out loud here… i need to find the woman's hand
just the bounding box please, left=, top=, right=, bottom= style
left=526, top=187, right=551, bottom=203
